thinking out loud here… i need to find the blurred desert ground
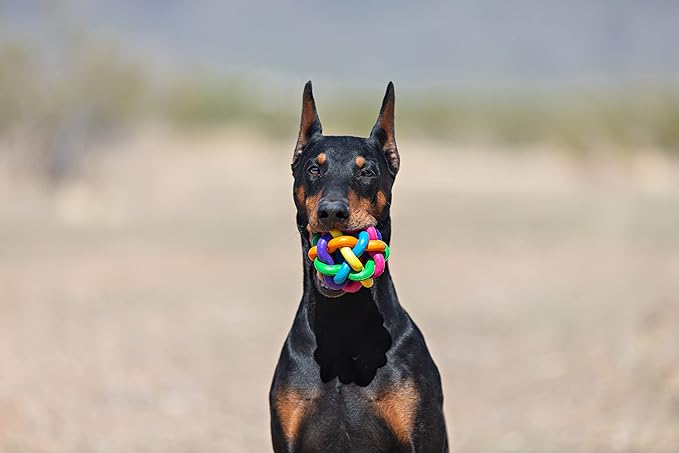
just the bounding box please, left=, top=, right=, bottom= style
left=2, top=1, right=679, bottom=452
left=1, top=131, right=678, bottom=452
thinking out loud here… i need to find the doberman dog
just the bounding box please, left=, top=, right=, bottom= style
left=270, top=82, right=448, bottom=452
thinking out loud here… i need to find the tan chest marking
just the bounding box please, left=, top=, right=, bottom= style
left=274, top=388, right=316, bottom=444
left=374, top=381, right=419, bottom=444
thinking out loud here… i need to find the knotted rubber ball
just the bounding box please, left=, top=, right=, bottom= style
left=307, top=226, right=390, bottom=293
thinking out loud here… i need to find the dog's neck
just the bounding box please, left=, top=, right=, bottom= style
left=295, top=220, right=406, bottom=386
left=298, top=221, right=404, bottom=327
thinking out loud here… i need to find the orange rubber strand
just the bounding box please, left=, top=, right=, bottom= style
left=308, top=239, right=386, bottom=261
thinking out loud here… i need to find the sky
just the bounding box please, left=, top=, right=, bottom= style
left=2, top=0, right=679, bottom=90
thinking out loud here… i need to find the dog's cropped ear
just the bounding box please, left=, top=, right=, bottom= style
left=292, top=81, right=322, bottom=168
left=370, top=81, right=399, bottom=176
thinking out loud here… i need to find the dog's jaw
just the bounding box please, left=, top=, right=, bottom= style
left=315, top=275, right=346, bottom=298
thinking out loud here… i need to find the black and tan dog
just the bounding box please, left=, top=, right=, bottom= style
left=270, top=82, right=448, bottom=452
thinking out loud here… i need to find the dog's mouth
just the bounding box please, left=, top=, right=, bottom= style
left=315, top=273, right=346, bottom=298
left=307, top=224, right=375, bottom=237
left=307, top=225, right=388, bottom=298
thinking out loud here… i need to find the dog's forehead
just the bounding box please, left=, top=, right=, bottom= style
left=312, top=136, right=379, bottom=162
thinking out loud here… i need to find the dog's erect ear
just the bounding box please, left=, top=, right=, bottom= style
left=292, top=81, right=322, bottom=167
left=370, top=81, right=399, bottom=175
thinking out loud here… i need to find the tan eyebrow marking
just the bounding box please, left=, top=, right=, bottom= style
left=316, top=153, right=327, bottom=165
left=355, top=156, right=366, bottom=168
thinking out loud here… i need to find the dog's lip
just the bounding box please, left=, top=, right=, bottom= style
left=307, top=223, right=377, bottom=236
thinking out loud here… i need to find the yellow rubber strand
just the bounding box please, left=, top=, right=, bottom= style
left=340, top=247, right=364, bottom=272
left=360, top=278, right=374, bottom=288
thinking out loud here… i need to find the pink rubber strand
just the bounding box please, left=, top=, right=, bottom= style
left=343, top=280, right=363, bottom=293
left=366, top=226, right=378, bottom=240
left=371, top=252, right=385, bottom=278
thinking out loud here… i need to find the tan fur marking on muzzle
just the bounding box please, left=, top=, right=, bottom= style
left=295, top=185, right=306, bottom=206
left=305, top=191, right=322, bottom=231
left=375, top=190, right=388, bottom=215
left=346, top=191, right=378, bottom=231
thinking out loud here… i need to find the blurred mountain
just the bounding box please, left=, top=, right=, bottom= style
left=2, top=0, right=679, bottom=89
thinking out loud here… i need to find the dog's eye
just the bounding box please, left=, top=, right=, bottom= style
left=307, top=165, right=321, bottom=176
left=360, top=168, right=375, bottom=178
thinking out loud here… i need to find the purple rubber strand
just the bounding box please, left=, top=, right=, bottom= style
left=323, top=275, right=344, bottom=290
left=317, top=234, right=334, bottom=264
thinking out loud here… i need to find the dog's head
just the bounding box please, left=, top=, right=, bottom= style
left=291, top=81, right=399, bottom=239
left=291, top=82, right=400, bottom=297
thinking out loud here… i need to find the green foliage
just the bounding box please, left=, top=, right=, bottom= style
left=161, top=78, right=296, bottom=137
left=1, top=34, right=678, bottom=157
left=0, top=41, right=39, bottom=131
left=0, top=37, right=147, bottom=180
left=0, top=39, right=146, bottom=130
left=158, top=80, right=679, bottom=153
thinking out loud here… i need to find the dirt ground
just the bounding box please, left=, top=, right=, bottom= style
left=1, top=132, right=678, bottom=452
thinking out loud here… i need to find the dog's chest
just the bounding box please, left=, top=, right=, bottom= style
left=273, top=378, right=417, bottom=452
left=297, top=384, right=403, bottom=452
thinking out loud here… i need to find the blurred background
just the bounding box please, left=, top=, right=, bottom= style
left=1, top=1, right=678, bottom=451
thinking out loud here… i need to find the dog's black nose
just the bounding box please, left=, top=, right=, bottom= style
left=317, top=199, right=350, bottom=223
